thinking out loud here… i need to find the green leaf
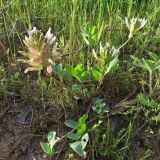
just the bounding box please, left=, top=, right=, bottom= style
left=62, top=68, right=72, bottom=79
left=147, top=51, right=159, bottom=61
left=72, top=84, right=82, bottom=93
left=98, top=21, right=104, bottom=42
left=101, top=107, right=109, bottom=113
left=40, top=142, right=54, bottom=157
left=81, top=133, right=89, bottom=149
left=48, top=131, right=56, bottom=142
left=69, top=133, right=89, bottom=158
left=97, top=64, right=103, bottom=72
left=137, top=93, right=150, bottom=106
left=65, top=119, right=78, bottom=129
left=90, top=35, right=97, bottom=45
left=105, top=56, right=118, bottom=74
left=80, top=71, right=88, bottom=81
left=76, top=124, right=87, bottom=135
left=74, top=64, right=88, bottom=82
left=54, top=64, right=63, bottom=76
left=143, top=59, right=152, bottom=72
left=92, top=97, right=109, bottom=114
left=92, top=69, right=102, bottom=81
left=67, top=132, right=81, bottom=140
left=65, top=65, right=76, bottom=75
left=132, top=56, right=144, bottom=68
left=48, top=131, right=59, bottom=149
left=75, top=64, right=83, bottom=74
left=70, top=141, right=86, bottom=158
left=78, top=114, right=88, bottom=125
left=82, top=34, right=90, bottom=45
left=91, top=26, right=96, bottom=34
left=76, top=114, right=88, bottom=135
left=132, top=56, right=153, bottom=72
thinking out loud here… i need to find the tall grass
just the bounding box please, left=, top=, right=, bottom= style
left=1, top=0, right=160, bottom=58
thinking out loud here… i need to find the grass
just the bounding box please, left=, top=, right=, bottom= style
left=1, top=1, right=159, bottom=51
left=0, top=0, right=160, bottom=159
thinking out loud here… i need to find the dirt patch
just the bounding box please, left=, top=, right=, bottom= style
left=0, top=90, right=159, bottom=160
left=0, top=95, right=66, bottom=160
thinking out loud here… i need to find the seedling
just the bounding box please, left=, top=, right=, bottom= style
left=65, top=114, right=89, bottom=158
left=65, top=114, right=88, bottom=140
left=92, top=97, right=109, bottom=114
left=40, top=131, right=60, bottom=157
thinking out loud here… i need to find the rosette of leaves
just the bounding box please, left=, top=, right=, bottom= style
left=92, top=97, right=109, bottom=114
left=18, top=27, right=60, bottom=76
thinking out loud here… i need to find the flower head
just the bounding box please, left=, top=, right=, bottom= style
left=45, top=28, right=56, bottom=45
left=125, top=17, right=147, bottom=39
left=18, top=27, right=58, bottom=76
left=92, top=42, right=119, bottom=63
left=92, top=43, right=119, bottom=74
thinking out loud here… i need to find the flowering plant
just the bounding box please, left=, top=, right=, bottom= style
left=125, top=17, right=147, bottom=39
left=18, top=27, right=59, bottom=76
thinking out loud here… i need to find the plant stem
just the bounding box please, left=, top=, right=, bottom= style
left=57, top=128, right=76, bottom=143
left=149, top=71, right=153, bottom=94
left=118, top=38, right=131, bottom=50
left=97, top=63, right=106, bottom=89
left=0, top=41, right=11, bottom=65
left=50, top=76, right=74, bottom=96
